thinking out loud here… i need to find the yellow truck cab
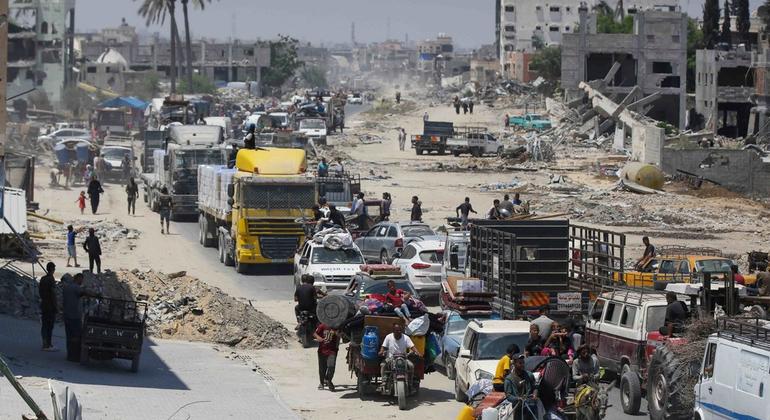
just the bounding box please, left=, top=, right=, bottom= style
left=616, top=246, right=756, bottom=289
left=197, top=148, right=316, bottom=273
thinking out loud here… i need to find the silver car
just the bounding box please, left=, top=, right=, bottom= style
left=353, top=222, right=440, bottom=264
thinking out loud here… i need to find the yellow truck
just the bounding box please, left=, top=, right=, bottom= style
left=614, top=246, right=756, bottom=289
left=197, top=148, right=316, bottom=273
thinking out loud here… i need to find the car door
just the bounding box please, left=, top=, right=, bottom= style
left=456, top=329, right=477, bottom=388
left=697, top=341, right=736, bottom=420
left=357, top=226, right=380, bottom=260
left=585, top=299, right=607, bottom=363
left=393, top=244, right=417, bottom=275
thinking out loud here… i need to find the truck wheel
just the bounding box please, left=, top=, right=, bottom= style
left=380, top=250, right=390, bottom=264
left=198, top=215, right=205, bottom=245
left=471, top=148, right=482, bottom=157
left=416, top=148, right=424, bottom=155
left=452, top=150, right=460, bottom=157
left=201, top=217, right=216, bottom=248
left=223, top=235, right=234, bottom=267
left=235, top=254, right=249, bottom=274
left=647, top=345, right=698, bottom=420
left=620, top=370, right=641, bottom=414
left=445, top=355, right=456, bottom=380
left=357, top=373, right=368, bottom=398
left=130, top=355, right=140, bottom=373
left=438, top=147, right=446, bottom=155
left=454, top=377, right=467, bottom=403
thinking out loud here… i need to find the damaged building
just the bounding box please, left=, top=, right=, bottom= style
left=561, top=9, right=688, bottom=130
left=8, top=0, right=76, bottom=108
left=695, top=48, right=755, bottom=138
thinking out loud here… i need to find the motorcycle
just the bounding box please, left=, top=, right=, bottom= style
left=382, top=353, right=420, bottom=410
left=297, top=310, right=318, bottom=348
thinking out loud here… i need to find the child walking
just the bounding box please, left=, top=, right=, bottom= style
left=76, top=191, right=86, bottom=214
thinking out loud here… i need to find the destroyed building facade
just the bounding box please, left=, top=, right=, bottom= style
left=695, top=48, right=755, bottom=138
left=561, top=9, right=688, bottom=130
left=8, top=0, right=76, bottom=108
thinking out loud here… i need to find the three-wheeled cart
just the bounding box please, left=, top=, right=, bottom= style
left=80, top=297, right=148, bottom=372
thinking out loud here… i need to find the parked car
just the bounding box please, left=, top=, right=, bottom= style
left=391, top=240, right=445, bottom=298
left=297, top=118, right=328, bottom=145
left=442, top=231, right=470, bottom=280
left=39, top=128, right=91, bottom=148
left=454, top=319, right=530, bottom=402
left=354, top=222, right=440, bottom=264
left=509, top=113, right=552, bottom=131
left=101, top=145, right=134, bottom=178
left=347, top=92, right=363, bottom=105
left=435, top=310, right=499, bottom=380
left=293, top=239, right=365, bottom=291
left=342, top=268, right=419, bottom=303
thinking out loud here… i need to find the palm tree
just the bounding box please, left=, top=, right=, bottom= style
left=137, top=0, right=179, bottom=93
left=180, top=0, right=210, bottom=93
left=592, top=1, right=613, bottom=16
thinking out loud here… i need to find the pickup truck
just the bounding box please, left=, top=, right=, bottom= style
left=509, top=113, right=552, bottom=131
left=446, top=130, right=504, bottom=157
left=411, top=121, right=453, bottom=155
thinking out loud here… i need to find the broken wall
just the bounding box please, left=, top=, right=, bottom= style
left=662, top=148, right=770, bottom=196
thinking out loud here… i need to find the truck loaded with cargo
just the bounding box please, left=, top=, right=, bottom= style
left=445, top=126, right=504, bottom=157
left=411, top=121, right=453, bottom=155
left=197, top=148, right=316, bottom=273
left=143, top=124, right=224, bottom=220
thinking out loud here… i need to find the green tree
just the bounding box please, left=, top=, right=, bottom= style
left=735, top=0, right=750, bottom=46
left=300, top=66, right=327, bottom=89
left=529, top=46, right=561, bottom=82
left=261, top=35, right=303, bottom=91
left=137, top=0, right=180, bottom=93
left=592, top=0, right=613, bottom=16
left=687, top=18, right=705, bottom=92
left=597, top=14, right=634, bottom=33
left=721, top=0, right=732, bottom=45
left=126, top=72, right=160, bottom=100
left=703, top=0, right=720, bottom=48
left=532, top=35, right=545, bottom=50
left=179, top=73, right=216, bottom=94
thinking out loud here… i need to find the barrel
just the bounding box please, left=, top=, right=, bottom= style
left=620, top=162, right=664, bottom=190
left=54, top=144, right=69, bottom=165
left=316, top=295, right=356, bottom=329
left=75, top=142, right=91, bottom=164
left=455, top=405, right=475, bottom=420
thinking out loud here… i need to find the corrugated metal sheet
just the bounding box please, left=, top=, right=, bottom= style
left=0, top=188, right=28, bottom=234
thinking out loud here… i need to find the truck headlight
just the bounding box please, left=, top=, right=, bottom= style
left=475, top=369, right=493, bottom=381
left=241, top=244, right=255, bottom=250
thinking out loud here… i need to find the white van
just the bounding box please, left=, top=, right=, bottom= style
left=293, top=239, right=366, bottom=291
left=693, top=320, right=770, bottom=420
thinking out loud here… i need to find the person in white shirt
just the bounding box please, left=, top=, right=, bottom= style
left=379, top=323, right=417, bottom=383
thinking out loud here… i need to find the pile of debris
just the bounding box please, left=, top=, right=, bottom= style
left=0, top=268, right=43, bottom=319
left=92, top=269, right=289, bottom=350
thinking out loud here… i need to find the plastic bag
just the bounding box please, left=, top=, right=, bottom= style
left=405, top=314, right=429, bottom=336
left=425, top=332, right=440, bottom=363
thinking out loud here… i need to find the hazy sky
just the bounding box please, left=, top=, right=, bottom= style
left=75, top=0, right=766, bottom=48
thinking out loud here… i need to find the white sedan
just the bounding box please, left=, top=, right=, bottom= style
left=391, top=240, right=445, bottom=299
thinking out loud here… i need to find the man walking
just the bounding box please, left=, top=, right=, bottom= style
left=313, top=322, right=340, bottom=391
left=158, top=186, right=173, bottom=234
left=126, top=177, right=139, bottom=216
left=456, top=197, right=477, bottom=228
left=83, top=228, right=102, bottom=274
left=87, top=175, right=104, bottom=215
left=66, top=225, right=82, bottom=267
left=39, top=262, right=58, bottom=351
left=351, top=192, right=367, bottom=230
left=398, top=128, right=407, bottom=151
left=410, top=196, right=423, bottom=222
left=62, top=273, right=99, bottom=362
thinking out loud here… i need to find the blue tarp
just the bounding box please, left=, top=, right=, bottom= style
left=99, top=96, right=148, bottom=110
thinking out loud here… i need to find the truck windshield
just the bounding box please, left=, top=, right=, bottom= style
left=645, top=306, right=667, bottom=332
left=529, top=114, right=543, bottom=120
left=475, top=333, right=529, bottom=360
left=311, top=248, right=364, bottom=264
left=98, top=111, right=124, bottom=125
left=300, top=120, right=325, bottom=130
left=241, top=184, right=316, bottom=209
left=695, top=259, right=733, bottom=273
left=173, top=149, right=222, bottom=169
left=102, top=148, right=130, bottom=159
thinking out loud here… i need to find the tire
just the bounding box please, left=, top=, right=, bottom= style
left=647, top=345, right=698, bottom=420
left=452, top=151, right=460, bottom=157
left=497, top=147, right=504, bottom=157
left=218, top=234, right=225, bottom=263
left=223, top=237, right=234, bottom=267
left=79, top=345, right=89, bottom=367
left=620, top=370, right=642, bottom=415
left=357, top=373, right=368, bottom=397
left=438, top=147, right=446, bottom=155
left=198, top=215, right=205, bottom=245
left=471, top=148, right=482, bottom=157
left=299, top=325, right=311, bottom=348
left=454, top=377, right=467, bottom=403
left=235, top=254, right=249, bottom=274
left=396, top=380, right=407, bottom=410
left=445, top=354, right=456, bottom=380
left=130, top=355, right=140, bottom=373
left=416, top=148, right=424, bottom=155
left=616, top=362, right=632, bottom=389
left=380, top=249, right=390, bottom=264
left=201, top=217, right=216, bottom=248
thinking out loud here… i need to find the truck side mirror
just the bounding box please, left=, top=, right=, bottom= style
left=458, top=349, right=471, bottom=359
left=227, top=198, right=234, bottom=207
left=163, top=155, right=169, bottom=170
left=299, top=257, right=309, bottom=266
left=227, top=184, right=234, bottom=198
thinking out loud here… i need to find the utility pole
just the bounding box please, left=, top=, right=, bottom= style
left=0, top=0, right=7, bottom=160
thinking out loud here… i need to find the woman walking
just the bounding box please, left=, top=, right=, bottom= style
left=87, top=175, right=104, bottom=215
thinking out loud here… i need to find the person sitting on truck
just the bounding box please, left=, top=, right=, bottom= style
left=456, top=197, right=478, bottom=228
left=158, top=186, right=172, bottom=234
left=543, top=324, right=574, bottom=363
left=635, top=236, right=656, bottom=270
left=660, top=292, right=688, bottom=336
left=244, top=124, right=256, bottom=150
left=328, top=205, right=346, bottom=228
left=572, top=345, right=600, bottom=385
left=501, top=194, right=515, bottom=215
left=512, top=193, right=522, bottom=206
left=493, top=344, right=521, bottom=392
left=488, top=199, right=502, bottom=220
left=379, top=323, right=417, bottom=386
left=525, top=324, right=544, bottom=356
left=504, top=353, right=537, bottom=409
left=385, top=280, right=412, bottom=322
left=731, top=264, right=746, bottom=286
left=318, top=157, right=329, bottom=177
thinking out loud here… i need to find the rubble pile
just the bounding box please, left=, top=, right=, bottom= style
left=93, top=269, right=289, bottom=350
left=0, top=268, right=43, bottom=319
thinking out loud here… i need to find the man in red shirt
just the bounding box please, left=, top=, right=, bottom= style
left=385, top=280, right=412, bottom=322
left=313, top=322, right=340, bottom=391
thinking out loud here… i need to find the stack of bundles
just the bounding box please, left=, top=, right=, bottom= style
left=312, top=227, right=353, bottom=250
left=440, top=276, right=495, bottom=315
left=216, top=167, right=236, bottom=212
left=197, top=165, right=237, bottom=214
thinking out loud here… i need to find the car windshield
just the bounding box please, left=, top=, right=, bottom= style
left=419, top=250, right=443, bottom=263
left=645, top=306, right=667, bottom=332
left=695, top=259, right=733, bottom=273
left=402, top=225, right=435, bottom=238
left=361, top=280, right=415, bottom=296
left=475, top=333, right=529, bottom=360
left=447, top=316, right=470, bottom=336
left=311, top=248, right=364, bottom=264
left=102, top=148, right=130, bottom=159
left=529, top=114, right=543, bottom=120
left=300, top=120, right=325, bottom=129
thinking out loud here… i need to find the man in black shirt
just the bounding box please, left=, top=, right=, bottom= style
left=329, top=205, right=346, bottom=228
left=455, top=197, right=477, bottom=228
left=661, top=292, right=688, bottom=336
left=39, top=262, right=57, bottom=351
left=636, top=236, right=656, bottom=270
left=410, top=196, right=422, bottom=222
left=295, top=274, right=322, bottom=320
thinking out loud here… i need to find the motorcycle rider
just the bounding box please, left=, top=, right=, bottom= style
left=294, top=274, right=324, bottom=325
left=504, top=353, right=539, bottom=420
left=378, top=323, right=418, bottom=388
